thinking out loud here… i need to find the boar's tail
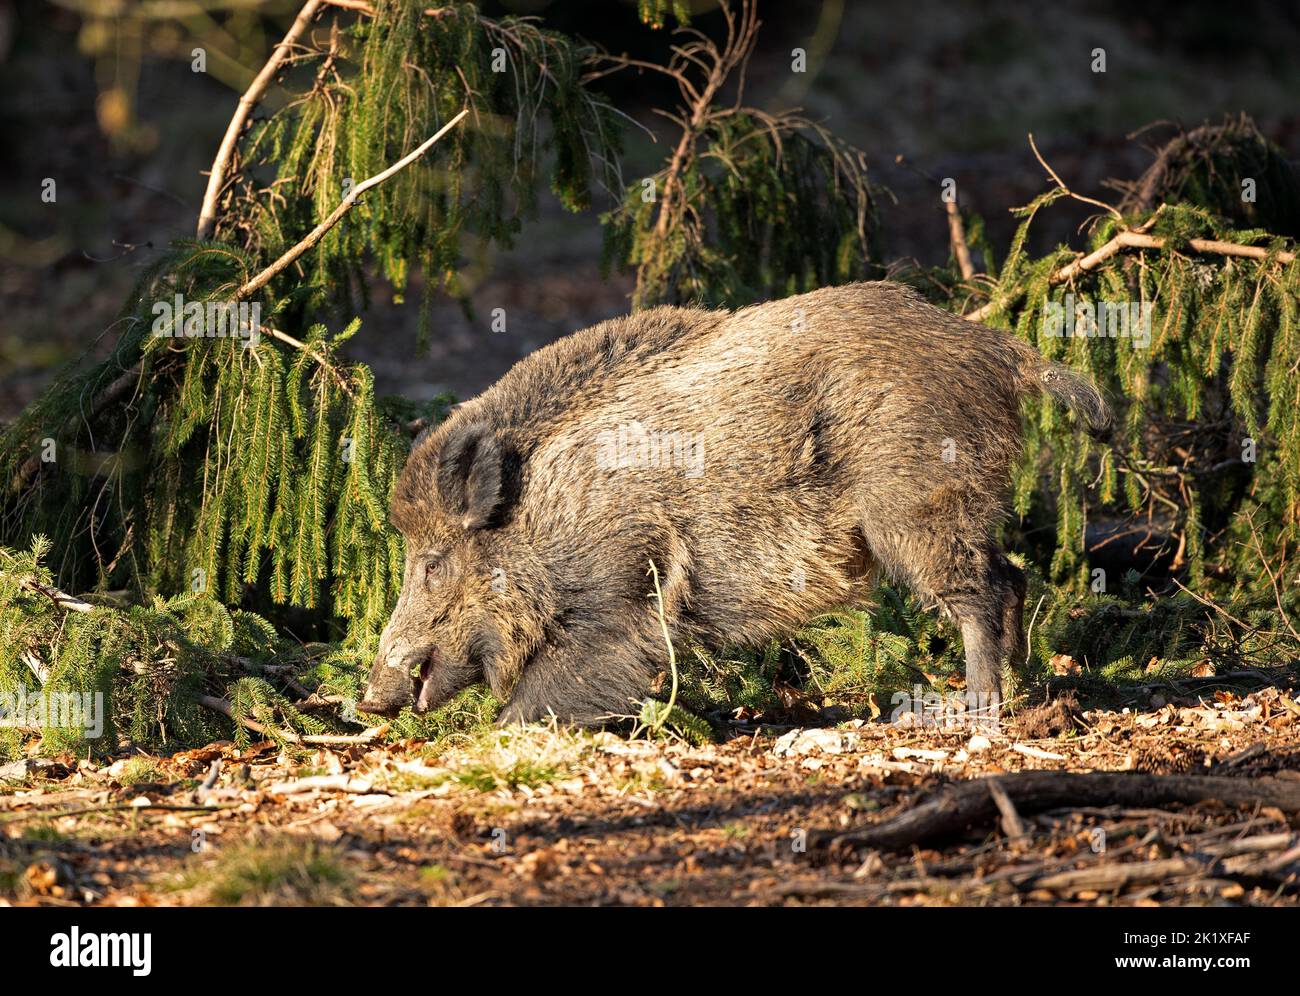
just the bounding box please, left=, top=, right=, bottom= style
left=1016, top=349, right=1112, bottom=437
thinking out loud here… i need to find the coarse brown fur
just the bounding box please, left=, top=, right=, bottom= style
left=358, top=281, right=1108, bottom=727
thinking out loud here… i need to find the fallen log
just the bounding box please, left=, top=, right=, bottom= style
left=814, top=771, right=1300, bottom=852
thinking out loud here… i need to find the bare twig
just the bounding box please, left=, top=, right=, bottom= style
left=197, top=0, right=324, bottom=239
left=1242, top=507, right=1300, bottom=646
left=1028, top=132, right=1124, bottom=225
left=987, top=777, right=1026, bottom=840
left=1168, top=576, right=1251, bottom=630
left=235, top=109, right=469, bottom=298
left=945, top=197, right=976, bottom=281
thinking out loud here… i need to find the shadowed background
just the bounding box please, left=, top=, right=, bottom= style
left=2, top=0, right=1298, bottom=418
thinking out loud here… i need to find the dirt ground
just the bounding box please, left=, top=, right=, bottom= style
left=3, top=672, right=1299, bottom=907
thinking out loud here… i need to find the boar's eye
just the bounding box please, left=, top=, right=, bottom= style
left=423, top=554, right=450, bottom=590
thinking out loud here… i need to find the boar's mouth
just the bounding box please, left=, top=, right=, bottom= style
left=411, top=652, right=440, bottom=714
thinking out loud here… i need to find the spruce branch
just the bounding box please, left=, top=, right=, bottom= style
left=10, top=365, right=141, bottom=493
left=197, top=694, right=388, bottom=746
left=964, top=231, right=1297, bottom=323
left=599, top=0, right=875, bottom=307
left=964, top=134, right=1297, bottom=321
left=235, top=108, right=469, bottom=298
left=15, top=111, right=468, bottom=495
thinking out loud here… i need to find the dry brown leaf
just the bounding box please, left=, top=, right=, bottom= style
left=1050, top=653, right=1080, bottom=676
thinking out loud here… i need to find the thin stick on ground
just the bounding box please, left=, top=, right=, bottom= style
left=986, top=776, right=1026, bottom=840
left=0, top=803, right=234, bottom=824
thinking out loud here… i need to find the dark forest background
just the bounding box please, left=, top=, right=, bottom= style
left=3, top=0, right=1298, bottom=416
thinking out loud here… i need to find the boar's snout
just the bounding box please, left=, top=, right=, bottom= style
left=358, top=643, right=440, bottom=718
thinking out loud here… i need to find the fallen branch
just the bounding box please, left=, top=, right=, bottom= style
left=22, top=577, right=95, bottom=613
left=196, top=694, right=387, bottom=747
left=814, top=771, right=1300, bottom=852
left=1202, top=832, right=1297, bottom=858
left=0, top=802, right=235, bottom=824
left=986, top=776, right=1026, bottom=840
left=965, top=230, right=1297, bottom=323
left=196, top=0, right=325, bottom=239
left=266, top=774, right=378, bottom=795
left=1032, top=857, right=1200, bottom=894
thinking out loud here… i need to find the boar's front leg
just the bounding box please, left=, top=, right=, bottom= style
left=878, top=527, right=1026, bottom=732
left=944, top=549, right=1027, bottom=731
left=498, top=618, right=663, bottom=727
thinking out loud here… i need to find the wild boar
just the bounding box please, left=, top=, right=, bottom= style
left=357, top=281, right=1108, bottom=727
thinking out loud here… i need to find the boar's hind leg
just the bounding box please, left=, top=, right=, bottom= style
left=497, top=622, right=661, bottom=727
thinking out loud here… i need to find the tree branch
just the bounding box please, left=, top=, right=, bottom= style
left=196, top=694, right=387, bottom=747
left=196, top=0, right=324, bottom=240
left=235, top=108, right=468, bottom=298
left=965, top=231, right=1296, bottom=323
left=15, top=113, right=467, bottom=493
left=945, top=197, right=975, bottom=281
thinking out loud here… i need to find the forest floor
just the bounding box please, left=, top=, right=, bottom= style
left=3, top=672, right=1299, bottom=907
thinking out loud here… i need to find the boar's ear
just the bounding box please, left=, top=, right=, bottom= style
left=437, top=420, right=504, bottom=530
